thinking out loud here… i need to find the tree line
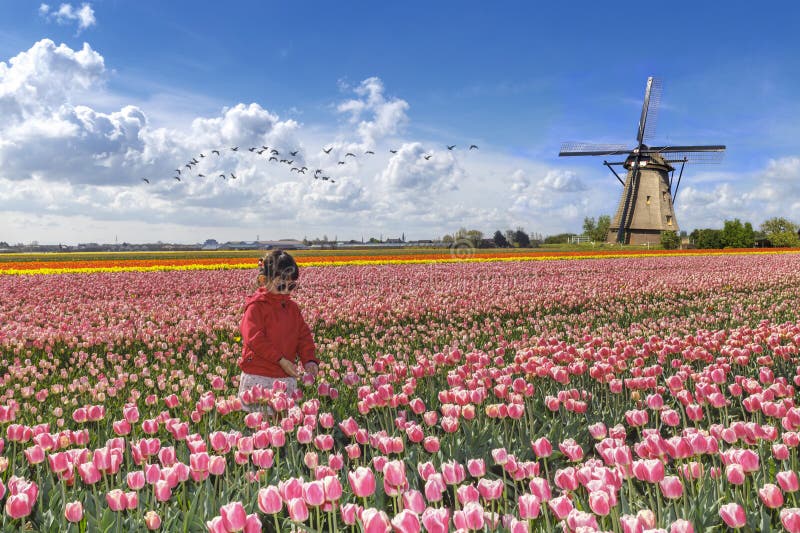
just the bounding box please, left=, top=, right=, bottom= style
left=689, top=217, right=800, bottom=249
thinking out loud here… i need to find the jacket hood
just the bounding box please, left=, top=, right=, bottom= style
left=245, top=288, right=292, bottom=308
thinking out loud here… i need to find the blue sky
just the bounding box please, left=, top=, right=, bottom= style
left=1, top=1, right=799, bottom=243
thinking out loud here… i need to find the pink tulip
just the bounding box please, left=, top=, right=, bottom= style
left=208, top=456, right=226, bottom=476
left=5, top=493, right=32, bottom=519
left=719, top=502, right=746, bottom=529
left=467, top=458, right=486, bottom=478
left=220, top=501, right=247, bottom=532
left=287, top=498, right=309, bottom=522
left=206, top=516, right=227, bottom=533
left=758, top=483, right=784, bottom=509
left=243, top=514, right=261, bottom=533
left=589, top=490, right=612, bottom=516
left=341, top=503, right=361, bottom=525
left=383, top=460, right=407, bottom=488
left=781, top=508, right=800, bottom=533
left=144, top=510, right=161, bottom=530
left=348, top=467, right=376, bottom=497
left=726, top=464, right=745, bottom=485
left=303, top=480, right=325, bottom=507
left=361, top=508, right=391, bottom=533
left=531, top=437, right=552, bottom=458
left=106, top=489, right=127, bottom=512
left=402, top=490, right=425, bottom=514
left=518, top=493, right=541, bottom=519
left=391, top=509, right=421, bottom=533
left=154, top=480, right=171, bottom=502
left=548, top=495, right=573, bottom=520
left=421, top=507, right=450, bottom=533
left=659, top=476, right=684, bottom=499
left=779, top=471, right=800, bottom=493
left=126, top=470, right=145, bottom=490
left=64, top=501, right=83, bottom=523
left=454, top=501, right=484, bottom=530
left=257, top=486, right=282, bottom=514
left=670, top=518, right=694, bottom=533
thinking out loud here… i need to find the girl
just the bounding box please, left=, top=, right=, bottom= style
left=238, top=250, right=318, bottom=412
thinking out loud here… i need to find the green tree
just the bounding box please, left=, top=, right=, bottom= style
left=660, top=230, right=681, bottom=250
left=466, top=230, right=484, bottom=248
left=721, top=219, right=755, bottom=248
left=493, top=230, right=509, bottom=248
left=760, top=217, right=800, bottom=247
left=544, top=233, right=576, bottom=244
left=514, top=228, right=531, bottom=248
left=583, top=215, right=611, bottom=242
left=691, top=229, right=723, bottom=249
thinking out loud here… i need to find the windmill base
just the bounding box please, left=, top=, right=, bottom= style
left=606, top=229, right=666, bottom=246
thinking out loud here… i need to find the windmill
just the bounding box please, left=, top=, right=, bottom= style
left=559, top=77, right=726, bottom=245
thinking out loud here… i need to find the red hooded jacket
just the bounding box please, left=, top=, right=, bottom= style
left=238, top=288, right=317, bottom=377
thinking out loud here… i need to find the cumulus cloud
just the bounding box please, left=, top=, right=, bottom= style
left=39, top=3, right=96, bottom=32
left=336, top=77, right=409, bottom=148
left=0, top=39, right=627, bottom=243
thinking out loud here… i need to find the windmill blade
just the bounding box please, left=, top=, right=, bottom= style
left=559, top=142, right=632, bottom=157
left=662, top=152, right=726, bottom=164
left=636, top=77, right=662, bottom=145
left=642, top=78, right=662, bottom=143
left=645, top=145, right=726, bottom=164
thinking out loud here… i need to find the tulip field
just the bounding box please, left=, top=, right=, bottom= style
left=4, top=250, right=800, bottom=532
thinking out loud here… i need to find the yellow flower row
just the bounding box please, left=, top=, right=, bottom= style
left=1, top=249, right=797, bottom=276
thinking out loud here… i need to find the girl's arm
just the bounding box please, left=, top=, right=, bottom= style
left=240, top=305, right=284, bottom=363
left=296, top=313, right=318, bottom=366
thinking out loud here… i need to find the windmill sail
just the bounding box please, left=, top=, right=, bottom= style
left=557, top=76, right=726, bottom=245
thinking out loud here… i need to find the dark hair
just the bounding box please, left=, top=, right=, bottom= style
left=259, top=250, right=299, bottom=290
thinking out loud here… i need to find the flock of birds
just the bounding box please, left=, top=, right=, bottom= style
left=140, top=143, right=479, bottom=186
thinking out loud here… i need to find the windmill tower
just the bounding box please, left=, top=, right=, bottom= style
left=559, top=77, right=726, bottom=245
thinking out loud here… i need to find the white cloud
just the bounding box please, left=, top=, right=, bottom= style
left=39, top=3, right=96, bottom=32
left=1, top=38, right=712, bottom=244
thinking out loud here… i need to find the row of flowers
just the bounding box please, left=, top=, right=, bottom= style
left=2, top=248, right=799, bottom=276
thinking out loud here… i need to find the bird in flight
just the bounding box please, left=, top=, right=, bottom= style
left=142, top=178, right=150, bottom=184
left=298, top=169, right=306, bottom=174
left=174, top=176, right=181, bottom=182
left=447, top=145, right=456, bottom=150
left=271, top=149, right=279, bottom=155
left=469, top=145, right=479, bottom=150
left=185, top=164, right=192, bottom=170
left=345, top=153, right=356, bottom=158
left=286, top=160, right=293, bottom=165
left=199, top=153, right=205, bottom=158
left=323, top=147, right=333, bottom=154
left=424, top=155, right=432, bottom=160
left=230, top=173, right=237, bottom=179
left=257, top=149, right=265, bottom=155
left=330, top=179, right=336, bottom=183
left=231, top=147, right=239, bottom=151
left=198, top=174, right=206, bottom=178
left=290, top=150, right=299, bottom=156
left=219, top=174, right=226, bottom=179
left=389, top=149, right=398, bottom=154
left=269, top=156, right=278, bottom=162
left=338, top=161, right=346, bottom=165
left=248, top=147, right=256, bottom=152
left=290, top=167, right=299, bottom=172
left=365, top=150, right=375, bottom=155
left=315, top=169, right=322, bottom=175
left=212, top=150, right=220, bottom=156
left=175, top=169, right=181, bottom=174
left=280, top=159, right=288, bottom=163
